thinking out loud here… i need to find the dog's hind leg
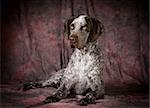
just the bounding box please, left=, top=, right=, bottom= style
left=41, top=69, right=65, bottom=88
left=23, top=68, right=65, bottom=91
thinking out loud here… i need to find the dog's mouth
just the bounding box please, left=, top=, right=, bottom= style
left=70, top=40, right=78, bottom=48
left=69, top=35, right=86, bottom=49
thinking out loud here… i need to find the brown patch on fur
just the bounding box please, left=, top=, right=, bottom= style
left=85, top=17, right=104, bottom=42
left=64, top=17, right=75, bottom=39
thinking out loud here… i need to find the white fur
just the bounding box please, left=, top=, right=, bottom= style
left=63, top=43, right=104, bottom=95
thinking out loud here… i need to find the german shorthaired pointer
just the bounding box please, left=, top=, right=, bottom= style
left=23, top=15, right=105, bottom=106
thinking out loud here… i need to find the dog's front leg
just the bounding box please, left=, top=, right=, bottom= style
left=79, top=84, right=105, bottom=106
left=79, top=91, right=96, bottom=106
left=43, top=85, right=69, bottom=103
left=22, top=69, right=65, bottom=91
left=22, top=81, right=43, bottom=91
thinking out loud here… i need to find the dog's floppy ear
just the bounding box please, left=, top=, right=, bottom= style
left=64, top=17, right=75, bottom=39
left=86, top=17, right=104, bottom=42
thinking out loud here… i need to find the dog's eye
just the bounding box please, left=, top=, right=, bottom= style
left=70, top=24, right=75, bottom=30
left=81, top=25, right=88, bottom=31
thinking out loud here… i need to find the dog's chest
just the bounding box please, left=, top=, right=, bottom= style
left=72, top=49, right=94, bottom=74
left=63, top=47, right=101, bottom=94
left=69, top=50, right=94, bottom=93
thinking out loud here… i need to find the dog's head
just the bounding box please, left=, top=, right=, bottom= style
left=64, top=15, right=104, bottom=49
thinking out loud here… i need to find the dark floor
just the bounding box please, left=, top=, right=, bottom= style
left=0, top=84, right=149, bottom=108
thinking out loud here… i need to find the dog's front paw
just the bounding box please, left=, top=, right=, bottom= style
left=23, top=82, right=42, bottom=91
left=79, top=98, right=88, bottom=106
left=43, top=96, right=60, bottom=103
left=23, top=82, right=35, bottom=91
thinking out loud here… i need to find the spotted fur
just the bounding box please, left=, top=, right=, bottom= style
left=23, top=15, right=105, bottom=106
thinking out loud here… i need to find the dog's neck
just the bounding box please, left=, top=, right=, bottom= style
left=75, top=42, right=98, bottom=54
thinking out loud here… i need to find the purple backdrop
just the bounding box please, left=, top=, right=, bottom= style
left=1, top=0, right=149, bottom=92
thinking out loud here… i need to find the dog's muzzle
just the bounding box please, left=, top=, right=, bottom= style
left=69, top=35, right=78, bottom=48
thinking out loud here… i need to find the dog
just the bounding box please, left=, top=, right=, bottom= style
left=23, top=15, right=105, bottom=106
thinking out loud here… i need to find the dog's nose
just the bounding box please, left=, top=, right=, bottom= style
left=69, top=36, right=74, bottom=41
left=69, top=35, right=78, bottom=40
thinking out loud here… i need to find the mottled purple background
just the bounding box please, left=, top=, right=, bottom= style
left=1, top=0, right=149, bottom=92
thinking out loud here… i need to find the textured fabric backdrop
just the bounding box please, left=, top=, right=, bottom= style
left=1, top=0, right=149, bottom=91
